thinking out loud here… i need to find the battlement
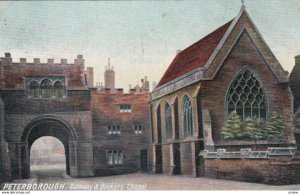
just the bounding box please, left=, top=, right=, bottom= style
left=0, top=53, right=88, bottom=89
left=0, top=53, right=84, bottom=66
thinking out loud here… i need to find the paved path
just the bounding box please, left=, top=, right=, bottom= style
left=3, top=165, right=300, bottom=190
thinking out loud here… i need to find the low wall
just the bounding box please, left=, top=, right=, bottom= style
left=204, top=158, right=300, bottom=185
left=201, top=147, right=300, bottom=185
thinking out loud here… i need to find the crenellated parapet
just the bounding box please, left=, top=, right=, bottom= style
left=0, top=53, right=84, bottom=66
left=0, top=53, right=88, bottom=90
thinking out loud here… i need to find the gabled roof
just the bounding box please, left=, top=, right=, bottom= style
left=157, top=19, right=234, bottom=87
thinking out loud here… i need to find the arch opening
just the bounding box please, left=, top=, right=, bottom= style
left=16, top=116, right=78, bottom=179
left=30, top=136, right=66, bottom=177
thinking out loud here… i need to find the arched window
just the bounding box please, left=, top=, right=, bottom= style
left=54, top=81, right=64, bottom=98
left=29, top=81, right=39, bottom=97
left=41, top=79, right=53, bottom=98
left=182, top=95, right=193, bottom=137
left=227, top=69, right=267, bottom=120
left=165, top=102, right=172, bottom=139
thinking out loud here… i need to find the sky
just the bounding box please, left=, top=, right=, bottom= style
left=0, top=0, right=300, bottom=91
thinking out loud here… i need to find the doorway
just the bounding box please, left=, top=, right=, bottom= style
left=140, top=150, right=148, bottom=172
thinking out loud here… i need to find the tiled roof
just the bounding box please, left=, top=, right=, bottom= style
left=157, top=19, right=234, bottom=87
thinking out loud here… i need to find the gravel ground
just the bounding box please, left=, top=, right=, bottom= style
left=2, top=165, right=300, bottom=190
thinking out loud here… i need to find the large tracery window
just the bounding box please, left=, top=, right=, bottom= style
left=30, top=81, right=39, bottom=97
left=41, top=79, right=53, bottom=98
left=183, top=95, right=194, bottom=137
left=165, top=102, right=173, bottom=139
left=227, top=69, right=267, bottom=120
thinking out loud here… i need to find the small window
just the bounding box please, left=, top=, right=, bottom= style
left=134, top=124, right=143, bottom=134
left=120, top=104, right=131, bottom=113
left=108, top=124, right=121, bottom=135
left=107, top=150, right=123, bottom=165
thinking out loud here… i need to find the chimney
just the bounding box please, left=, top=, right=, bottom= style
left=4, top=52, right=11, bottom=58
left=86, top=67, right=94, bottom=88
left=34, top=58, right=40, bottom=64
left=104, top=58, right=115, bottom=90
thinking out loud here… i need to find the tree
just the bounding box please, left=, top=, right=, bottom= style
left=254, top=118, right=267, bottom=140
left=221, top=111, right=242, bottom=140
left=243, top=117, right=256, bottom=140
left=266, top=112, right=286, bottom=142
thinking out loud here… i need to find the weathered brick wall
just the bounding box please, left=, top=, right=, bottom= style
left=91, top=91, right=152, bottom=175
left=205, top=158, right=300, bottom=185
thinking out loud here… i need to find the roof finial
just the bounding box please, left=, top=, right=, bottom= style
left=241, top=0, right=245, bottom=7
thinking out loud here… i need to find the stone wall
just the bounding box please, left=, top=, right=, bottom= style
left=202, top=147, right=300, bottom=185
left=205, top=158, right=300, bottom=185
